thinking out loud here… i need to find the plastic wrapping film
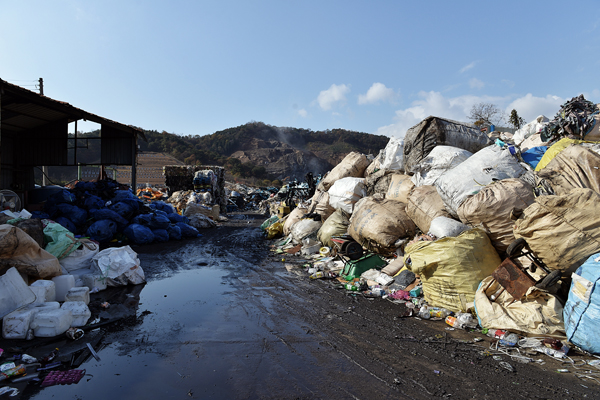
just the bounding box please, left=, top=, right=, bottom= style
left=403, top=116, right=491, bottom=173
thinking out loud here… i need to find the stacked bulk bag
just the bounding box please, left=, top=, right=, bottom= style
left=434, top=145, right=526, bottom=218
left=328, top=177, right=366, bottom=214
left=406, top=186, right=451, bottom=234
left=514, top=188, right=600, bottom=273
left=386, top=174, right=414, bottom=203
left=317, top=210, right=350, bottom=248
left=475, top=276, right=564, bottom=336
left=457, top=178, right=535, bottom=254
left=404, top=228, right=500, bottom=312
left=318, top=152, right=370, bottom=191
left=308, top=189, right=336, bottom=222
left=348, top=197, right=416, bottom=254
left=536, top=145, right=600, bottom=196
left=409, top=146, right=472, bottom=187
left=403, top=116, right=491, bottom=173
left=283, top=206, right=308, bottom=236
left=364, top=137, right=404, bottom=176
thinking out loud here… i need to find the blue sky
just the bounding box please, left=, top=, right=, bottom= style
left=2, top=0, right=599, bottom=138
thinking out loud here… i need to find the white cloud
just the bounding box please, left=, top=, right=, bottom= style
left=505, top=94, right=564, bottom=123
left=469, top=78, right=484, bottom=89
left=375, top=91, right=509, bottom=138
left=316, top=84, right=350, bottom=110
left=358, top=82, right=395, bottom=105
left=459, top=61, right=476, bottom=73
left=298, top=108, right=307, bottom=117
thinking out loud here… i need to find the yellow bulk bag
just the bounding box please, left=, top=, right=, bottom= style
left=404, top=228, right=501, bottom=312
left=317, top=209, right=350, bottom=248
left=535, top=138, right=593, bottom=171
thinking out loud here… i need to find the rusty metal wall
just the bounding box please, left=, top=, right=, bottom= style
left=101, top=124, right=133, bottom=164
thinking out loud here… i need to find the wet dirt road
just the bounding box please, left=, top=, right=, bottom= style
left=8, top=212, right=599, bottom=399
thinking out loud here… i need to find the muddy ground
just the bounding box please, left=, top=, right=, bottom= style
left=2, top=212, right=599, bottom=399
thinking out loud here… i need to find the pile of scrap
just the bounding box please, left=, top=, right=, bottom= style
left=262, top=95, right=600, bottom=373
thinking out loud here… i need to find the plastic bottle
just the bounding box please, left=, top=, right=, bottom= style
left=344, top=283, right=360, bottom=291
left=445, top=315, right=463, bottom=328
left=418, top=306, right=431, bottom=319
left=0, top=364, right=26, bottom=381
left=484, top=329, right=507, bottom=339
left=428, top=307, right=451, bottom=318
left=309, top=271, right=336, bottom=280
left=499, top=332, right=519, bottom=347
left=455, top=312, right=477, bottom=329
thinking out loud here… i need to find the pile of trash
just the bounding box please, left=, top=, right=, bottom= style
left=262, top=95, right=600, bottom=373
left=31, top=179, right=207, bottom=245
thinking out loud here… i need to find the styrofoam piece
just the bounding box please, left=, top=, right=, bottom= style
left=3, top=307, right=38, bottom=339
left=52, top=275, right=75, bottom=302
left=30, top=280, right=56, bottom=303
left=0, top=267, right=36, bottom=319
left=64, top=287, right=90, bottom=305
left=30, top=309, right=73, bottom=337
left=60, top=301, right=91, bottom=327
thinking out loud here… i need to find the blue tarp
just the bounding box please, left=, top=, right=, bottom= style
left=521, top=146, right=548, bottom=169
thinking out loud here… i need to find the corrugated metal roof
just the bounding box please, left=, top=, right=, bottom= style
left=0, top=78, right=146, bottom=141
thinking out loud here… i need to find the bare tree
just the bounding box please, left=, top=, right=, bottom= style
left=468, top=103, right=506, bottom=127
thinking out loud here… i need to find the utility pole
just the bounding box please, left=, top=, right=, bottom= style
left=38, top=78, right=43, bottom=95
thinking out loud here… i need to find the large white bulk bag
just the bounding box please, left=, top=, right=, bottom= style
left=410, top=146, right=472, bottom=187
left=328, top=177, right=366, bottom=214
left=434, top=145, right=526, bottom=218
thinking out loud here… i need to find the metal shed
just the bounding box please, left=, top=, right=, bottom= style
left=0, top=78, right=146, bottom=205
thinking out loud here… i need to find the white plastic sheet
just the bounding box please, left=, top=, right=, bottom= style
left=410, top=146, right=472, bottom=187
left=434, top=145, right=526, bottom=217
left=92, top=246, right=146, bottom=286
left=513, top=115, right=549, bottom=145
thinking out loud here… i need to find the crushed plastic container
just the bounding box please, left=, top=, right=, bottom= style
left=31, top=308, right=73, bottom=337
left=0, top=267, right=36, bottom=319
left=52, top=275, right=75, bottom=302
left=60, top=301, right=91, bottom=327
left=3, top=307, right=38, bottom=339
left=30, top=280, right=56, bottom=303
left=64, top=287, right=90, bottom=305
left=82, top=273, right=107, bottom=292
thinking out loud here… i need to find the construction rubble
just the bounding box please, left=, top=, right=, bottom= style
left=260, top=95, right=600, bottom=382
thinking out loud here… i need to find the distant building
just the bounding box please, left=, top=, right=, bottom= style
left=116, top=152, right=184, bottom=187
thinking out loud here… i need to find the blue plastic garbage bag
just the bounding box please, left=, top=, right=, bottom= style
left=564, top=252, right=600, bottom=354
left=31, top=211, right=50, bottom=219
left=150, top=201, right=176, bottom=214
left=56, top=204, right=88, bottom=226
left=90, top=209, right=129, bottom=229
left=521, top=146, right=548, bottom=169
left=111, top=190, right=136, bottom=202
left=167, top=225, right=182, bottom=240
left=84, top=195, right=105, bottom=211
left=119, top=198, right=141, bottom=211
left=124, top=223, right=154, bottom=245
left=75, top=181, right=96, bottom=191
left=132, top=213, right=170, bottom=230
left=55, top=216, right=76, bottom=233
left=167, top=213, right=189, bottom=224
left=110, top=201, right=135, bottom=219
left=87, top=219, right=117, bottom=243
left=47, top=189, right=76, bottom=206
left=154, top=210, right=168, bottom=217
left=152, top=229, right=169, bottom=243
left=176, top=222, right=201, bottom=238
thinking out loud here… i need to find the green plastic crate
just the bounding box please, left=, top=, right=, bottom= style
left=341, top=254, right=386, bottom=280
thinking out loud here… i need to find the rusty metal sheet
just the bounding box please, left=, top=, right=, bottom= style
left=491, top=258, right=536, bottom=301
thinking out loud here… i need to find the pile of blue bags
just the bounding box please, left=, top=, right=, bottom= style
left=32, top=180, right=201, bottom=245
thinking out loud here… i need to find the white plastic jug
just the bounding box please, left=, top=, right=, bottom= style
left=52, top=275, right=75, bottom=302
left=0, top=267, right=36, bottom=319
